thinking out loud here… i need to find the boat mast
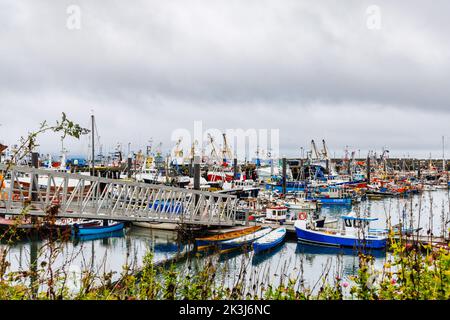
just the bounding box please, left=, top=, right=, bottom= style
left=91, top=112, right=95, bottom=176
left=442, top=135, right=446, bottom=172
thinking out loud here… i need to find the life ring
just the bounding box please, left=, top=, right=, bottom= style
left=298, top=212, right=307, bottom=220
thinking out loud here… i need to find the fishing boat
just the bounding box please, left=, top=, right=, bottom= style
left=135, top=166, right=167, bottom=184
left=72, top=221, right=125, bottom=236
left=207, top=171, right=234, bottom=183
left=253, top=227, right=286, bottom=253
left=307, top=187, right=353, bottom=205
left=294, top=213, right=387, bottom=249
left=195, top=225, right=261, bottom=248
left=219, top=227, right=272, bottom=250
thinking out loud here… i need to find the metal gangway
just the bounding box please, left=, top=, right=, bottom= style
left=0, top=164, right=238, bottom=226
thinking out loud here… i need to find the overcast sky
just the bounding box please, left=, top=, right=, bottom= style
left=1, top=0, right=449, bottom=159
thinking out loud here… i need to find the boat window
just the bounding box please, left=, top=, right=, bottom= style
left=344, top=219, right=352, bottom=227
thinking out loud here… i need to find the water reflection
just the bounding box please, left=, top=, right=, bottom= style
left=1, top=227, right=186, bottom=282
left=1, top=189, right=448, bottom=289
left=295, top=242, right=386, bottom=258
left=251, top=243, right=285, bottom=266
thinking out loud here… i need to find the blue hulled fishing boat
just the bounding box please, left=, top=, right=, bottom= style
left=294, top=214, right=387, bottom=249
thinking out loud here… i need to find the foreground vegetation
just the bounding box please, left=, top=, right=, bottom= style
left=0, top=232, right=449, bottom=300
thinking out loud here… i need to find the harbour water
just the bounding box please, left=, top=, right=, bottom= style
left=2, top=189, right=448, bottom=290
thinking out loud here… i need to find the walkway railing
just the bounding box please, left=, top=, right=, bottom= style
left=0, top=164, right=237, bottom=226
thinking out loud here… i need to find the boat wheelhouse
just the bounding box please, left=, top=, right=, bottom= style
left=265, top=206, right=288, bottom=222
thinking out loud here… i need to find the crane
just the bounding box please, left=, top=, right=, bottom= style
left=222, top=133, right=233, bottom=163
left=207, top=134, right=221, bottom=164
left=311, top=140, right=320, bottom=159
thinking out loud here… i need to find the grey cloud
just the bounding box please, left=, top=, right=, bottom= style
left=0, top=0, right=449, bottom=158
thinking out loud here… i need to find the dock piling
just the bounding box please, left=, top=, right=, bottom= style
left=189, top=158, right=193, bottom=177
left=127, top=155, right=132, bottom=179
left=417, top=159, right=421, bottom=179
left=233, top=158, right=238, bottom=182
left=194, top=156, right=200, bottom=190
left=194, top=156, right=200, bottom=206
